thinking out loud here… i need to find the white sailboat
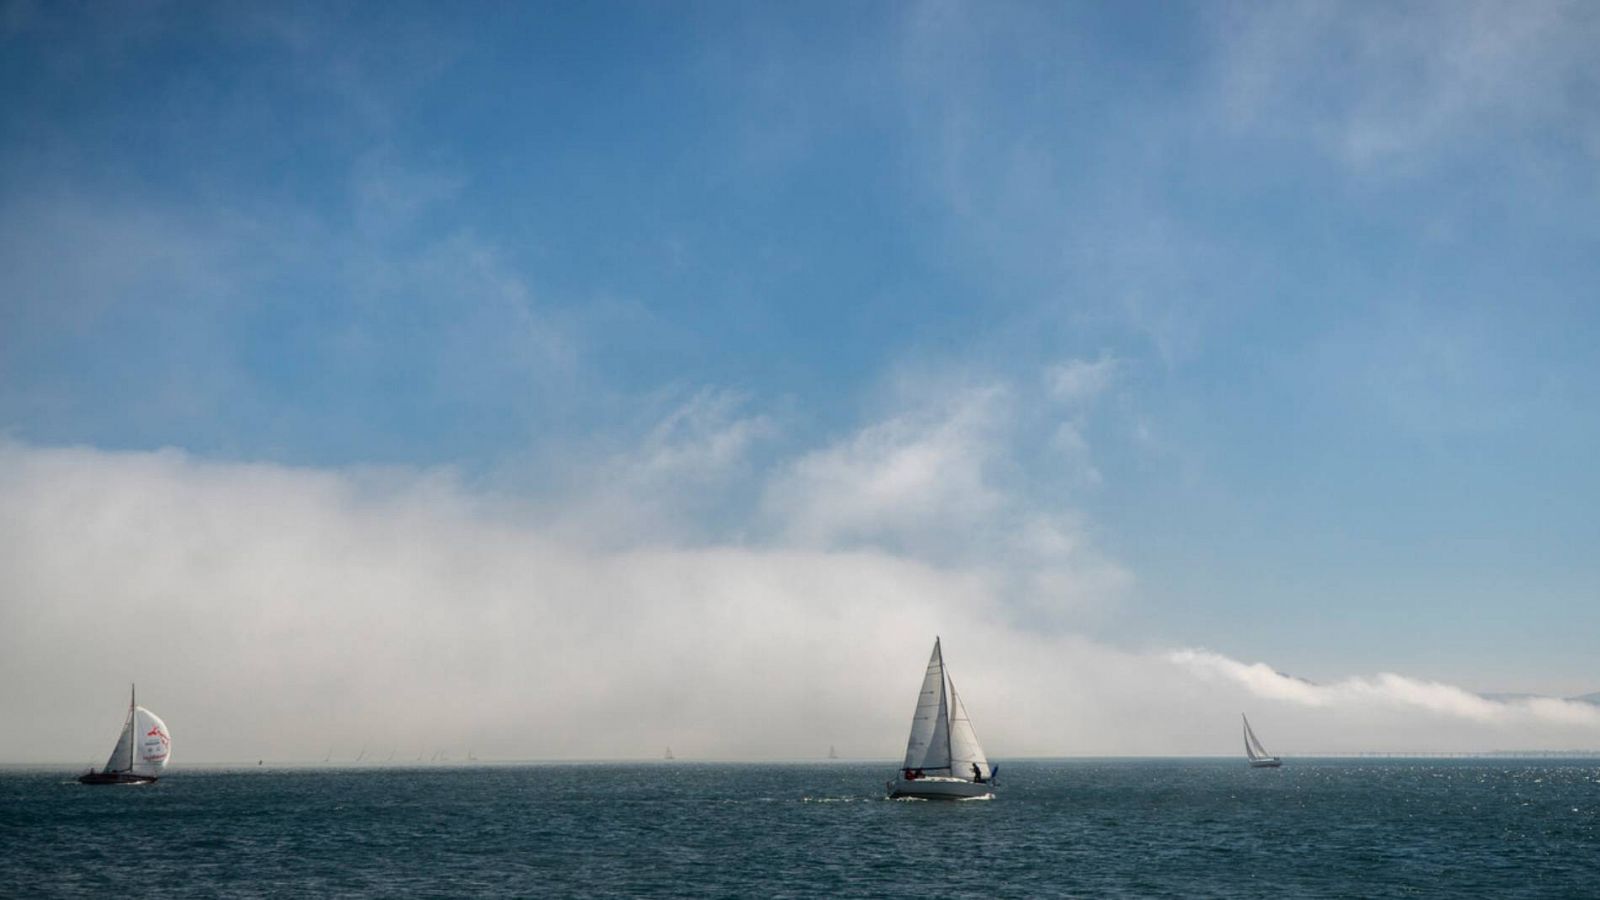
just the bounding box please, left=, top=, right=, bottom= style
left=887, top=637, right=995, bottom=799
left=1243, top=714, right=1282, bottom=768
left=78, top=685, right=170, bottom=785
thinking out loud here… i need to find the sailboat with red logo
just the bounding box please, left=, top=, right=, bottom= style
left=78, top=685, right=171, bottom=785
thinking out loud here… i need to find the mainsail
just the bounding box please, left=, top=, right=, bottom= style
left=1242, top=714, right=1272, bottom=762
left=901, top=638, right=989, bottom=780
left=902, top=639, right=951, bottom=772
left=103, top=708, right=136, bottom=774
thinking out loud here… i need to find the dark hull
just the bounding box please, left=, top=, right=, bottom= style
left=78, top=772, right=158, bottom=785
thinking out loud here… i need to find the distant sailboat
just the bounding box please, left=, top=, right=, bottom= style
left=887, top=638, right=995, bottom=799
left=664, top=747, right=675, bottom=760
left=78, top=685, right=170, bottom=785
left=467, top=749, right=479, bottom=762
left=828, top=745, right=839, bottom=760
left=1243, top=714, right=1282, bottom=768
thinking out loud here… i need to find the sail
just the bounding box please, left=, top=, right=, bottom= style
left=1242, top=715, right=1271, bottom=761
left=947, top=674, right=991, bottom=781
left=131, top=707, right=171, bottom=776
left=902, top=639, right=951, bottom=771
left=103, top=709, right=136, bottom=773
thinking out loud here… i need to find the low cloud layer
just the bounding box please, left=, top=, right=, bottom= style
left=1172, top=649, right=1600, bottom=730
left=4, top=437, right=1598, bottom=764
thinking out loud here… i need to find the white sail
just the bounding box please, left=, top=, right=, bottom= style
left=132, top=707, right=171, bottom=776
left=902, top=639, right=951, bottom=772
left=947, top=675, right=990, bottom=781
left=103, top=709, right=136, bottom=773
left=1243, top=714, right=1272, bottom=761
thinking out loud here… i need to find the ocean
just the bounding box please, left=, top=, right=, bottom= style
left=3, top=759, right=1597, bottom=897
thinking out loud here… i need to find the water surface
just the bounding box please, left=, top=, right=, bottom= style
left=3, top=759, right=1596, bottom=897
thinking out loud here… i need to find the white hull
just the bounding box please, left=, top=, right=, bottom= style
left=1249, top=758, right=1282, bottom=768
left=887, top=775, right=993, bottom=800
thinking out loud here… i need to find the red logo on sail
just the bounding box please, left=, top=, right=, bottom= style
left=146, top=725, right=170, bottom=748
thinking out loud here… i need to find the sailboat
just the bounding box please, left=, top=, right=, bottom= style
left=887, top=637, right=995, bottom=799
left=78, top=685, right=170, bottom=785
left=828, top=745, right=839, bottom=760
left=1243, top=714, right=1282, bottom=768
left=663, top=747, right=675, bottom=761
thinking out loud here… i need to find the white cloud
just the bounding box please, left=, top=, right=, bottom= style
left=634, top=388, right=776, bottom=483
left=1040, top=353, right=1122, bottom=489
left=761, top=382, right=1128, bottom=619
left=539, top=388, right=777, bottom=546
left=1212, top=1, right=1600, bottom=169
left=1044, top=353, right=1120, bottom=407
left=763, top=386, right=1005, bottom=553
left=2, top=441, right=1597, bottom=763
left=0, top=439, right=1088, bottom=762
left=1170, top=648, right=1600, bottom=728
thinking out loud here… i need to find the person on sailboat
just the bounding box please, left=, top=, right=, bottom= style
left=972, top=763, right=983, bottom=783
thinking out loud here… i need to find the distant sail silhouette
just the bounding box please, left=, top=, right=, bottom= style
left=1243, top=714, right=1282, bottom=768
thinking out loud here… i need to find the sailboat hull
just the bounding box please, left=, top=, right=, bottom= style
left=77, top=772, right=158, bottom=785
left=887, top=776, right=992, bottom=800
left=1249, top=758, right=1282, bottom=768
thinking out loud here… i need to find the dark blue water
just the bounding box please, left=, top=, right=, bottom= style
left=3, top=760, right=1597, bottom=897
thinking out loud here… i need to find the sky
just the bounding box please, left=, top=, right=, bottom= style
left=2, top=1, right=1599, bottom=763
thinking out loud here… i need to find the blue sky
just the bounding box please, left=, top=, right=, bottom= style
left=3, top=2, right=1599, bottom=758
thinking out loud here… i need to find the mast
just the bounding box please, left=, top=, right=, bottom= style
left=937, top=638, right=953, bottom=773
left=130, top=684, right=137, bottom=772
